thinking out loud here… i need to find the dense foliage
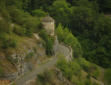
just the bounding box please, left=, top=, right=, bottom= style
left=0, top=0, right=111, bottom=68
left=97, top=0, right=111, bottom=13
left=39, top=30, right=54, bottom=56
left=49, top=0, right=111, bottom=68
left=0, top=0, right=111, bottom=84
left=104, top=69, right=111, bottom=85
left=56, top=24, right=82, bottom=57
left=57, top=56, right=101, bottom=85
left=57, top=56, right=81, bottom=80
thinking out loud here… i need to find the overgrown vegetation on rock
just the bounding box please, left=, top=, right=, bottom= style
left=0, top=0, right=111, bottom=84
left=57, top=56, right=101, bottom=85
left=56, top=24, right=82, bottom=57
left=39, top=30, right=54, bottom=56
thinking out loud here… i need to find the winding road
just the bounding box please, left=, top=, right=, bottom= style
left=12, top=57, right=58, bottom=85
left=11, top=35, right=72, bottom=85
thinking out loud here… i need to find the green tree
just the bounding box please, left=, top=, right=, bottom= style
left=48, top=0, right=71, bottom=27
left=70, top=6, right=96, bottom=35
left=29, top=0, right=55, bottom=10
left=97, top=0, right=111, bottom=13
left=5, top=0, right=23, bottom=9
left=8, top=7, right=40, bottom=36
left=39, top=30, right=54, bottom=56
left=32, top=9, right=47, bottom=17
left=13, top=24, right=26, bottom=36
left=57, top=56, right=81, bottom=80
left=0, top=19, right=10, bottom=34
left=56, top=24, right=83, bottom=57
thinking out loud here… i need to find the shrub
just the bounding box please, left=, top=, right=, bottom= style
left=1, top=38, right=10, bottom=49
left=37, top=70, right=54, bottom=84
left=104, top=68, right=111, bottom=85
left=56, top=24, right=83, bottom=57
left=71, top=75, right=83, bottom=85
left=39, top=30, right=48, bottom=41
left=69, top=61, right=81, bottom=76
left=57, top=56, right=81, bottom=80
left=9, top=38, right=17, bottom=48
left=1, top=35, right=17, bottom=49
left=6, top=56, right=15, bottom=65
left=84, top=79, right=92, bottom=85
left=0, top=7, right=10, bottom=21
left=45, top=37, right=54, bottom=56
left=76, top=58, right=91, bottom=72
left=13, top=24, right=26, bottom=36
left=12, top=83, right=16, bottom=85
left=26, top=52, right=34, bottom=59
left=77, top=58, right=100, bottom=79
left=0, top=19, right=10, bottom=34
left=8, top=7, right=40, bottom=36
left=90, top=65, right=100, bottom=79
left=32, top=9, right=47, bottom=17
left=8, top=6, right=26, bottom=24
left=39, top=30, right=54, bottom=56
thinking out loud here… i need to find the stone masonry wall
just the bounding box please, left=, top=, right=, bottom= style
left=42, top=22, right=55, bottom=36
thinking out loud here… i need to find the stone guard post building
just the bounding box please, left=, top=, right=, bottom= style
left=41, top=16, right=55, bottom=36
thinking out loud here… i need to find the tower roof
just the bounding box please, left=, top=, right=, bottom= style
left=42, top=16, right=54, bottom=22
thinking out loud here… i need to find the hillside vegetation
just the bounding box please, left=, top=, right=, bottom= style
left=0, top=0, right=111, bottom=85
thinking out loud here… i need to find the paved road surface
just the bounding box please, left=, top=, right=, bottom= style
left=13, top=57, right=58, bottom=85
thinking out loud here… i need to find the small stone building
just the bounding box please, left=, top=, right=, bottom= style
left=41, top=16, right=55, bottom=36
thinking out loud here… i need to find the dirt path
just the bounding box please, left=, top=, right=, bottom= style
left=10, top=35, right=72, bottom=85
left=12, top=57, right=58, bottom=85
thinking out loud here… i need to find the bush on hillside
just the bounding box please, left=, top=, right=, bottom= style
left=56, top=24, right=83, bottom=57
left=37, top=70, right=54, bottom=84
left=57, top=56, right=81, bottom=80
left=8, top=7, right=40, bottom=36
left=13, top=24, right=26, bottom=36
left=71, top=75, right=83, bottom=85
left=48, top=0, right=71, bottom=27
left=1, top=35, right=17, bottom=49
left=104, top=68, right=111, bottom=85
left=0, top=19, right=10, bottom=34
left=77, top=58, right=91, bottom=72
left=0, top=7, right=10, bottom=21
left=9, top=38, right=17, bottom=48
left=84, top=79, right=92, bottom=85
left=39, top=30, right=49, bottom=41
left=90, top=65, right=100, bottom=79
left=77, top=58, right=100, bottom=79
left=12, top=83, right=16, bottom=85
left=39, top=30, right=54, bottom=56
left=57, top=56, right=71, bottom=79
left=32, top=9, right=47, bottom=17
left=25, top=52, right=34, bottom=61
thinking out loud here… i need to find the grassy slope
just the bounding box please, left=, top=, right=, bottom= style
left=0, top=6, right=109, bottom=85
left=30, top=57, right=106, bottom=85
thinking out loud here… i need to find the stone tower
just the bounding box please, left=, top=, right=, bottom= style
left=41, top=16, right=55, bottom=36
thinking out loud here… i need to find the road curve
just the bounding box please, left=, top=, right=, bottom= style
left=11, top=35, right=72, bottom=85
left=13, top=57, right=58, bottom=85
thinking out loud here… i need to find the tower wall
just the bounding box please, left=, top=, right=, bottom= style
left=42, top=21, right=55, bottom=36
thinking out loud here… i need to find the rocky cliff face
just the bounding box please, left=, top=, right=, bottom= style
left=0, top=36, right=46, bottom=81
left=0, top=34, right=73, bottom=83
left=53, top=36, right=73, bottom=61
